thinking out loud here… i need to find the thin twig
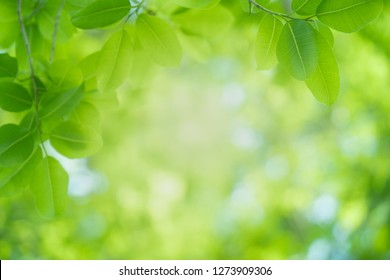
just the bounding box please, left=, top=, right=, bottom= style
left=50, top=0, right=66, bottom=62
left=17, top=0, right=47, bottom=156
left=248, top=0, right=313, bottom=21
left=17, top=0, right=38, bottom=112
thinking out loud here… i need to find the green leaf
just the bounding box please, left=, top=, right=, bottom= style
left=305, top=32, right=340, bottom=106
left=291, top=0, right=322, bottom=15
left=97, top=30, right=133, bottom=91
left=0, top=54, right=18, bottom=77
left=0, top=148, right=42, bottom=196
left=255, top=14, right=283, bottom=70
left=70, top=102, right=101, bottom=130
left=39, top=87, right=83, bottom=122
left=311, top=21, right=334, bottom=47
left=0, top=124, right=34, bottom=167
left=0, top=2, right=19, bottom=48
left=71, top=0, right=131, bottom=29
left=79, top=52, right=99, bottom=81
left=276, top=20, right=318, bottom=80
left=173, top=0, right=219, bottom=8
left=136, top=14, right=182, bottom=67
left=37, top=6, right=75, bottom=43
left=0, top=81, right=33, bottom=112
left=50, top=121, right=103, bottom=158
left=78, top=52, right=99, bottom=91
left=20, top=112, right=38, bottom=131
left=31, top=156, right=68, bottom=218
left=172, top=6, right=234, bottom=37
left=317, top=0, right=384, bottom=33
left=48, top=60, right=83, bottom=90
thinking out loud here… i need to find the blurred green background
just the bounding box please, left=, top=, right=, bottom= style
left=1, top=0, right=390, bottom=259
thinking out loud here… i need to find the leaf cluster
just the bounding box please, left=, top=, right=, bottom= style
left=0, top=0, right=384, bottom=217
left=253, top=0, right=383, bottom=105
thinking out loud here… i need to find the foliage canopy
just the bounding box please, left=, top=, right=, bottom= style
left=0, top=0, right=386, bottom=238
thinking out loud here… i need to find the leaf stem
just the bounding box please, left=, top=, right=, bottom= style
left=17, top=0, right=47, bottom=157
left=50, top=0, right=66, bottom=63
left=248, top=0, right=313, bottom=21
left=17, top=0, right=37, bottom=104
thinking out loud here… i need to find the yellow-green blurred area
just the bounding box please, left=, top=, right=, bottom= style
left=1, top=0, right=390, bottom=259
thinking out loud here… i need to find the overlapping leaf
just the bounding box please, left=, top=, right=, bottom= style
left=39, top=87, right=83, bottom=121
left=50, top=121, right=102, bottom=158
left=317, top=0, right=383, bottom=33
left=38, top=6, right=75, bottom=43
left=312, top=21, right=334, bottom=47
left=70, top=102, right=101, bottom=130
left=97, top=29, right=133, bottom=91
left=277, top=20, right=318, bottom=80
left=48, top=60, right=83, bottom=90
left=255, top=14, right=283, bottom=70
left=305, top=32, right=340, bottom=106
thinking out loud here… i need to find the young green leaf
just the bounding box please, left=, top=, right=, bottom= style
left=31, top=156, right=68, bottom=218
left=97, top=29, right=133, bottom=91
left=0, top=2, right=19, bottom=48
left=20, top=112, right=37, bottom=131
left=0, top=81, right=32, bottom=112
left=50, top=121, right=103, bottom=158
left=317, top=0, right=384, bottom=33
left=291, top=0, right=322, bottom=16
left=0, top=124, right=34, bottom=167
left=255, top=14, right=283, bottom=70
left=78, top=52, right=99, bottom=91
left=70, top=102, right=101, bottom=130
left=39, top=87, right=83, bottom=121
left=0, top=148, right=42, bottom=196
left=0, top=53, right=18, bottom=77
left=79, top=52, right=99, bottom=81
left=48, top=60, right=83, bottom=90
left=305, top=32, right=340, bottom=106
left=277, top=20, right=318, bottom=80
left=37, top=6, right=75, bottom=43
left=136, top=14, right=182, bottom=67
left=172, top=6, right=234, bottom=38
left=71, top=0, right=131, bottom=29
left=311, top=21, right=334, bottom=47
